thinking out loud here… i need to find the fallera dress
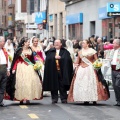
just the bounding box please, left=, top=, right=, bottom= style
left=67, top=48, right=109, bottom=102
left=8, top=49, right=42, bottom=101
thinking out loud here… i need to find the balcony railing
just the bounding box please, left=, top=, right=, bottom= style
left=15, top=13, right=27, bottom=21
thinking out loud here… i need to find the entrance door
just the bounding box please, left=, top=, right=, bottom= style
left=108, top=23, right=113, bottom=39
left=90, top=21, right=95, bottom=36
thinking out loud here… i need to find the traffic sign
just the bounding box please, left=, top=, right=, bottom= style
left=38, top=24, right=43, bottom=30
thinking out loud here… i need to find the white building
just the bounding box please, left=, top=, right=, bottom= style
left=61, top=0, right=120, bottom=40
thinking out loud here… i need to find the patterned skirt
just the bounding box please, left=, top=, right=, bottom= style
left=67, top=65, right=109, bottom=102
left=15, top=63, right=42, bottom=101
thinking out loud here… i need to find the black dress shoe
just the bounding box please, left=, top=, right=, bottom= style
left=93, top=101, right=97, bottom=105
left=26, top=100, right=30, bottom=104
left=20, top=101, right=24, bottom=105
left=84, top=102, right=89, bottom=105
left=114, top=103, right=120, bottom=106
left=61, top=100, right=67, bottom=104
left=0, top=103, right=7, bottom=107
left=52, top=100, right=58, bottom=104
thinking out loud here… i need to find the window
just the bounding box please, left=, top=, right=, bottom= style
left=49, top=15, right=53, bottom=22
left=21, top=0, right=27, bottom=12
left=38, top=0, right=40, bottom=11
left=68, top=23, right=83, bottom=40
left=30, top=0, right=34, bottom=14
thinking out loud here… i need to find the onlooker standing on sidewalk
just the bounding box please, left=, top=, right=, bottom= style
left=0, top=36, right=10, bottom=107
left=109, top=39, right=120, bottom=106
left=97, top=37, right=104, bottom=58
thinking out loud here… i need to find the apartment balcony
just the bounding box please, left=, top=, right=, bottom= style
left=8, top=0, right=15, bottom=8
left=15, top=13, right=27, bottom=21
left=24, top=14, right=35, bottom=24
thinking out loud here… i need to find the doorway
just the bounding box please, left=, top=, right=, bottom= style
left=90, top=21, right=95, bottom=36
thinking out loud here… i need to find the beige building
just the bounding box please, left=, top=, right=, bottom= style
left=48, top=0, right=66, bottom=39
left=0, top=0, right=15, bottom=37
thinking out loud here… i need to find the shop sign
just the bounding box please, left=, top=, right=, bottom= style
left=107, top=2, right=120, bottom=16
left=98, top=7, right=111, bottom=19
left=66, top=13, right=83, bottom=25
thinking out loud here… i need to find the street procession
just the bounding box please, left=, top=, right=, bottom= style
left=0, top=0, right=120, bottom=120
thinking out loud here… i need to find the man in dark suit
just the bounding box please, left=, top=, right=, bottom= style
left=43, top=39, right=73, bottom=104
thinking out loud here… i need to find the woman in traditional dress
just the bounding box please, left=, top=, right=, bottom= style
left=66, top=40, right=76, bottom=62
left=67, top=39, right=110, bottom=104
left=44, top=42, right=54, bottom=52
left=4, top=39, right=14, bottom=59
left=6, top=37, right=42, bottom=104
left=30, top=36, right=45, bottom=80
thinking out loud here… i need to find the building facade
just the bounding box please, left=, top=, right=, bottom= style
left=48, top=0, right=66, bottom=39
left=24, top=0, right=48, bottom=40
left=15, top=0, right=27, bottom=39
left=0, top=0, right=15, bottom=38
left=61, top=0, right=120, bottom=41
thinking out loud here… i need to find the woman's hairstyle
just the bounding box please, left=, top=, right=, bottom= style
left=66, top=40, right=73, bottom=48
left=60, top=39, right=66, bottom=48
left=18, top=37, right=29, bottom=48
left=32, top=36, right=37, bottom=43
left=84, top=39, right=90, bottom=45
left=110, top=38, right=113, bottom=44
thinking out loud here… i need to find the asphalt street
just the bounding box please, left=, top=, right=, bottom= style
left=0, top=91, right=120, bottom=120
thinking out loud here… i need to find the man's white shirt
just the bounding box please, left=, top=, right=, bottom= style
left=0, top=49, right=11, bottom=71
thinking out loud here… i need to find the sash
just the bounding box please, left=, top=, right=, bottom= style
left=21, top=53, right=34, bottom=66
left=81, top=57, right=97, bottom=83
left=81, top=57, right=93, bottom=66
left=35, top=55, right=44, bottom=63
left=2, top=48, right=8, bottom=66
left=33, top=51, right=44, bottom=63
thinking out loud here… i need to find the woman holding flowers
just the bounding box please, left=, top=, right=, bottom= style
left=6, top=37, right=42, bottom=104
left=67, top=39, right=109, bottom=104
left=30, top=36, right=45, bottom=80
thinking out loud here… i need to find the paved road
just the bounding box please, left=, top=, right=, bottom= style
left=0, top=91, right=120, bottom=120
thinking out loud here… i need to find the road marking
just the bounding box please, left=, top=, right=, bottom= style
left=19, top=105, right=28, bottom=109
left=28, top=114, right=39, bottom=119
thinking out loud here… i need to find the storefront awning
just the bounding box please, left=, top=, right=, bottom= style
left=66, top=13, right=83, bottom=25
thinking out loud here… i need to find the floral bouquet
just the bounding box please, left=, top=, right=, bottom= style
left=33, top=62, right=42, bottom=71
left=93, top=59, right=102, bottom=70
left=9, top=55, right=13, bottom=63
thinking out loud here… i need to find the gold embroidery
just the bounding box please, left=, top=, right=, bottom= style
left=55, top=52, right=60, bottom=70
